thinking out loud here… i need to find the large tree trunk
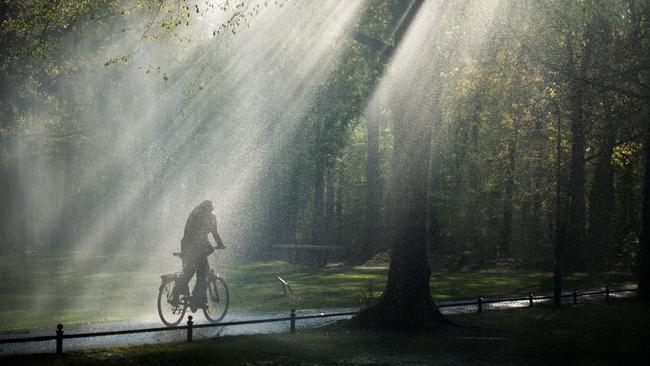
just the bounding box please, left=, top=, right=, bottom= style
left=356, top=0, right=448, bottom=329
left=358, top=110, right=446, bottom=328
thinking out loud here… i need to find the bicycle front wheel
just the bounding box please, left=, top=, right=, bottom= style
left=204, top=276, right=229, bottom=323
left=158, top=279, right=186, bottom=327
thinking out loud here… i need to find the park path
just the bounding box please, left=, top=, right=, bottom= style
left=0, top=308, right=356, bottom=355
left=0, top=288, right=635, bottom=355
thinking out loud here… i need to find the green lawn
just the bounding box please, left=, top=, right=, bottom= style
left=0, top=253, right=637, bottom=330
left=2, top=300, right=649, bottom=365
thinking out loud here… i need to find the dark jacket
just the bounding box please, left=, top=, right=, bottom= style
left=181, top=201, right=223, bottom=258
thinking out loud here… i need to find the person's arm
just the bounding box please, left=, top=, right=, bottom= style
left=213, top=231, right=225, bottom=249
left=211, top=215, right=225, bottom=249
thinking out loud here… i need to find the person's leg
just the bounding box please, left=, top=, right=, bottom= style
left=192, top=255, right=209, bottom=303
left=172, top=259, right=196, bottom=303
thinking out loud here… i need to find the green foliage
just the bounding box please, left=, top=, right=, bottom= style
left=1, top=0, right=649, bottom=274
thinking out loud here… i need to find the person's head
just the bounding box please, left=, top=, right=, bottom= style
left=197, top=200, right=213, bottom=212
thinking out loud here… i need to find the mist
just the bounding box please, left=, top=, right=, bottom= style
left=1, top=0, right=647, bottom=336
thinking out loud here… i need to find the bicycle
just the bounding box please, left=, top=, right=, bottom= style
left=157, top=247, right=229, bottom=327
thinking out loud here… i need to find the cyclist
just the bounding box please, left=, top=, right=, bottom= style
left=172, top=200, right=225, bottom=309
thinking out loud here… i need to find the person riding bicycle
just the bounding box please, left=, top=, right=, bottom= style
left=172, top=200, right=225, bottom=308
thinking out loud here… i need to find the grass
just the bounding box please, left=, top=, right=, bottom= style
left=0, top=253, right=637, bottom=330
left=2, top=300, right=649, bottom=365
left=455, top=299, right=650, bottom=365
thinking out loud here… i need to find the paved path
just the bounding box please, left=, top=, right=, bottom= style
left=0, top=308, right=356, bottom=355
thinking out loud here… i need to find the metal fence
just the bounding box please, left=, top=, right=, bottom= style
left=439, top=286, right=637, bottom=313
left=0, top=286, right=638, bottom=355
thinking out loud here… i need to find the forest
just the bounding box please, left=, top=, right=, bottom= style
left=1, top=0, right=650, bottom=335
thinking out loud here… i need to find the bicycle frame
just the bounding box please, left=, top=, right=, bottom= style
left=158, top=246, right=229, bottom=326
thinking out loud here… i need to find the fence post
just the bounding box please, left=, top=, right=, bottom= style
left=56, top=324, right=63, bottom=355
left=529, top=292, right=533, bottom=307
left=477, top=296, right=483, bottom=313
left=187, top=316, right=193, bottom=343
left=605, top=287, right=610, bottom=303
left=572, top=289, right=577, bottom=305
left=290, top=308, right=296, bottom=333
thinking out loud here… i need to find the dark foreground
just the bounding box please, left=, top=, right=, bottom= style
left=2, top=300, right=649, bottom=365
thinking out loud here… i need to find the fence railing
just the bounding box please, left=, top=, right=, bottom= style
left=439, top=286, right=635, bottom=313
left=0, top=286, right=638, bottom=355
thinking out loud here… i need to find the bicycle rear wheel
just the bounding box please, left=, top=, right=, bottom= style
left=203, top=276, right=229, bottom=323
left=158, top=279, right=186, bottom=327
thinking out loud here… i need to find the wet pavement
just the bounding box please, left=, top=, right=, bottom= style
left=0, top=308, right=356, bottom=355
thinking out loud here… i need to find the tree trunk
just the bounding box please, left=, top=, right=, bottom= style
left=325, top=167, right=335, bottom=245
left=335, top=165, right=344, bottom=247
left=364, top=114, right=382, bottom=261
left=638, top=121, right=650, bottom=300
left=427, top=107, right=444, bottom=259
left=586, top=118, right=616, bottom=269
left=499, top=138, right=516, bottom=260
left=564, top=28, right=592, bottom=272
left=312, top=149, right=325, bottom=247
left=467, top=102, right=483, bottom=262
left=355, top=0, right=448, bottom=328
left=0, top=158, right=20, bottom=256
left=358, top=110, right=446, bottom=328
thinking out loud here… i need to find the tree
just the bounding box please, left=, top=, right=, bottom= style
left=629, top=0, right=650, bottom=299
left=637, top=123, right=650, bottom=300
left=563, top=15, right=594, bottom=272
left=356, top=0, right=448, bottom=328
